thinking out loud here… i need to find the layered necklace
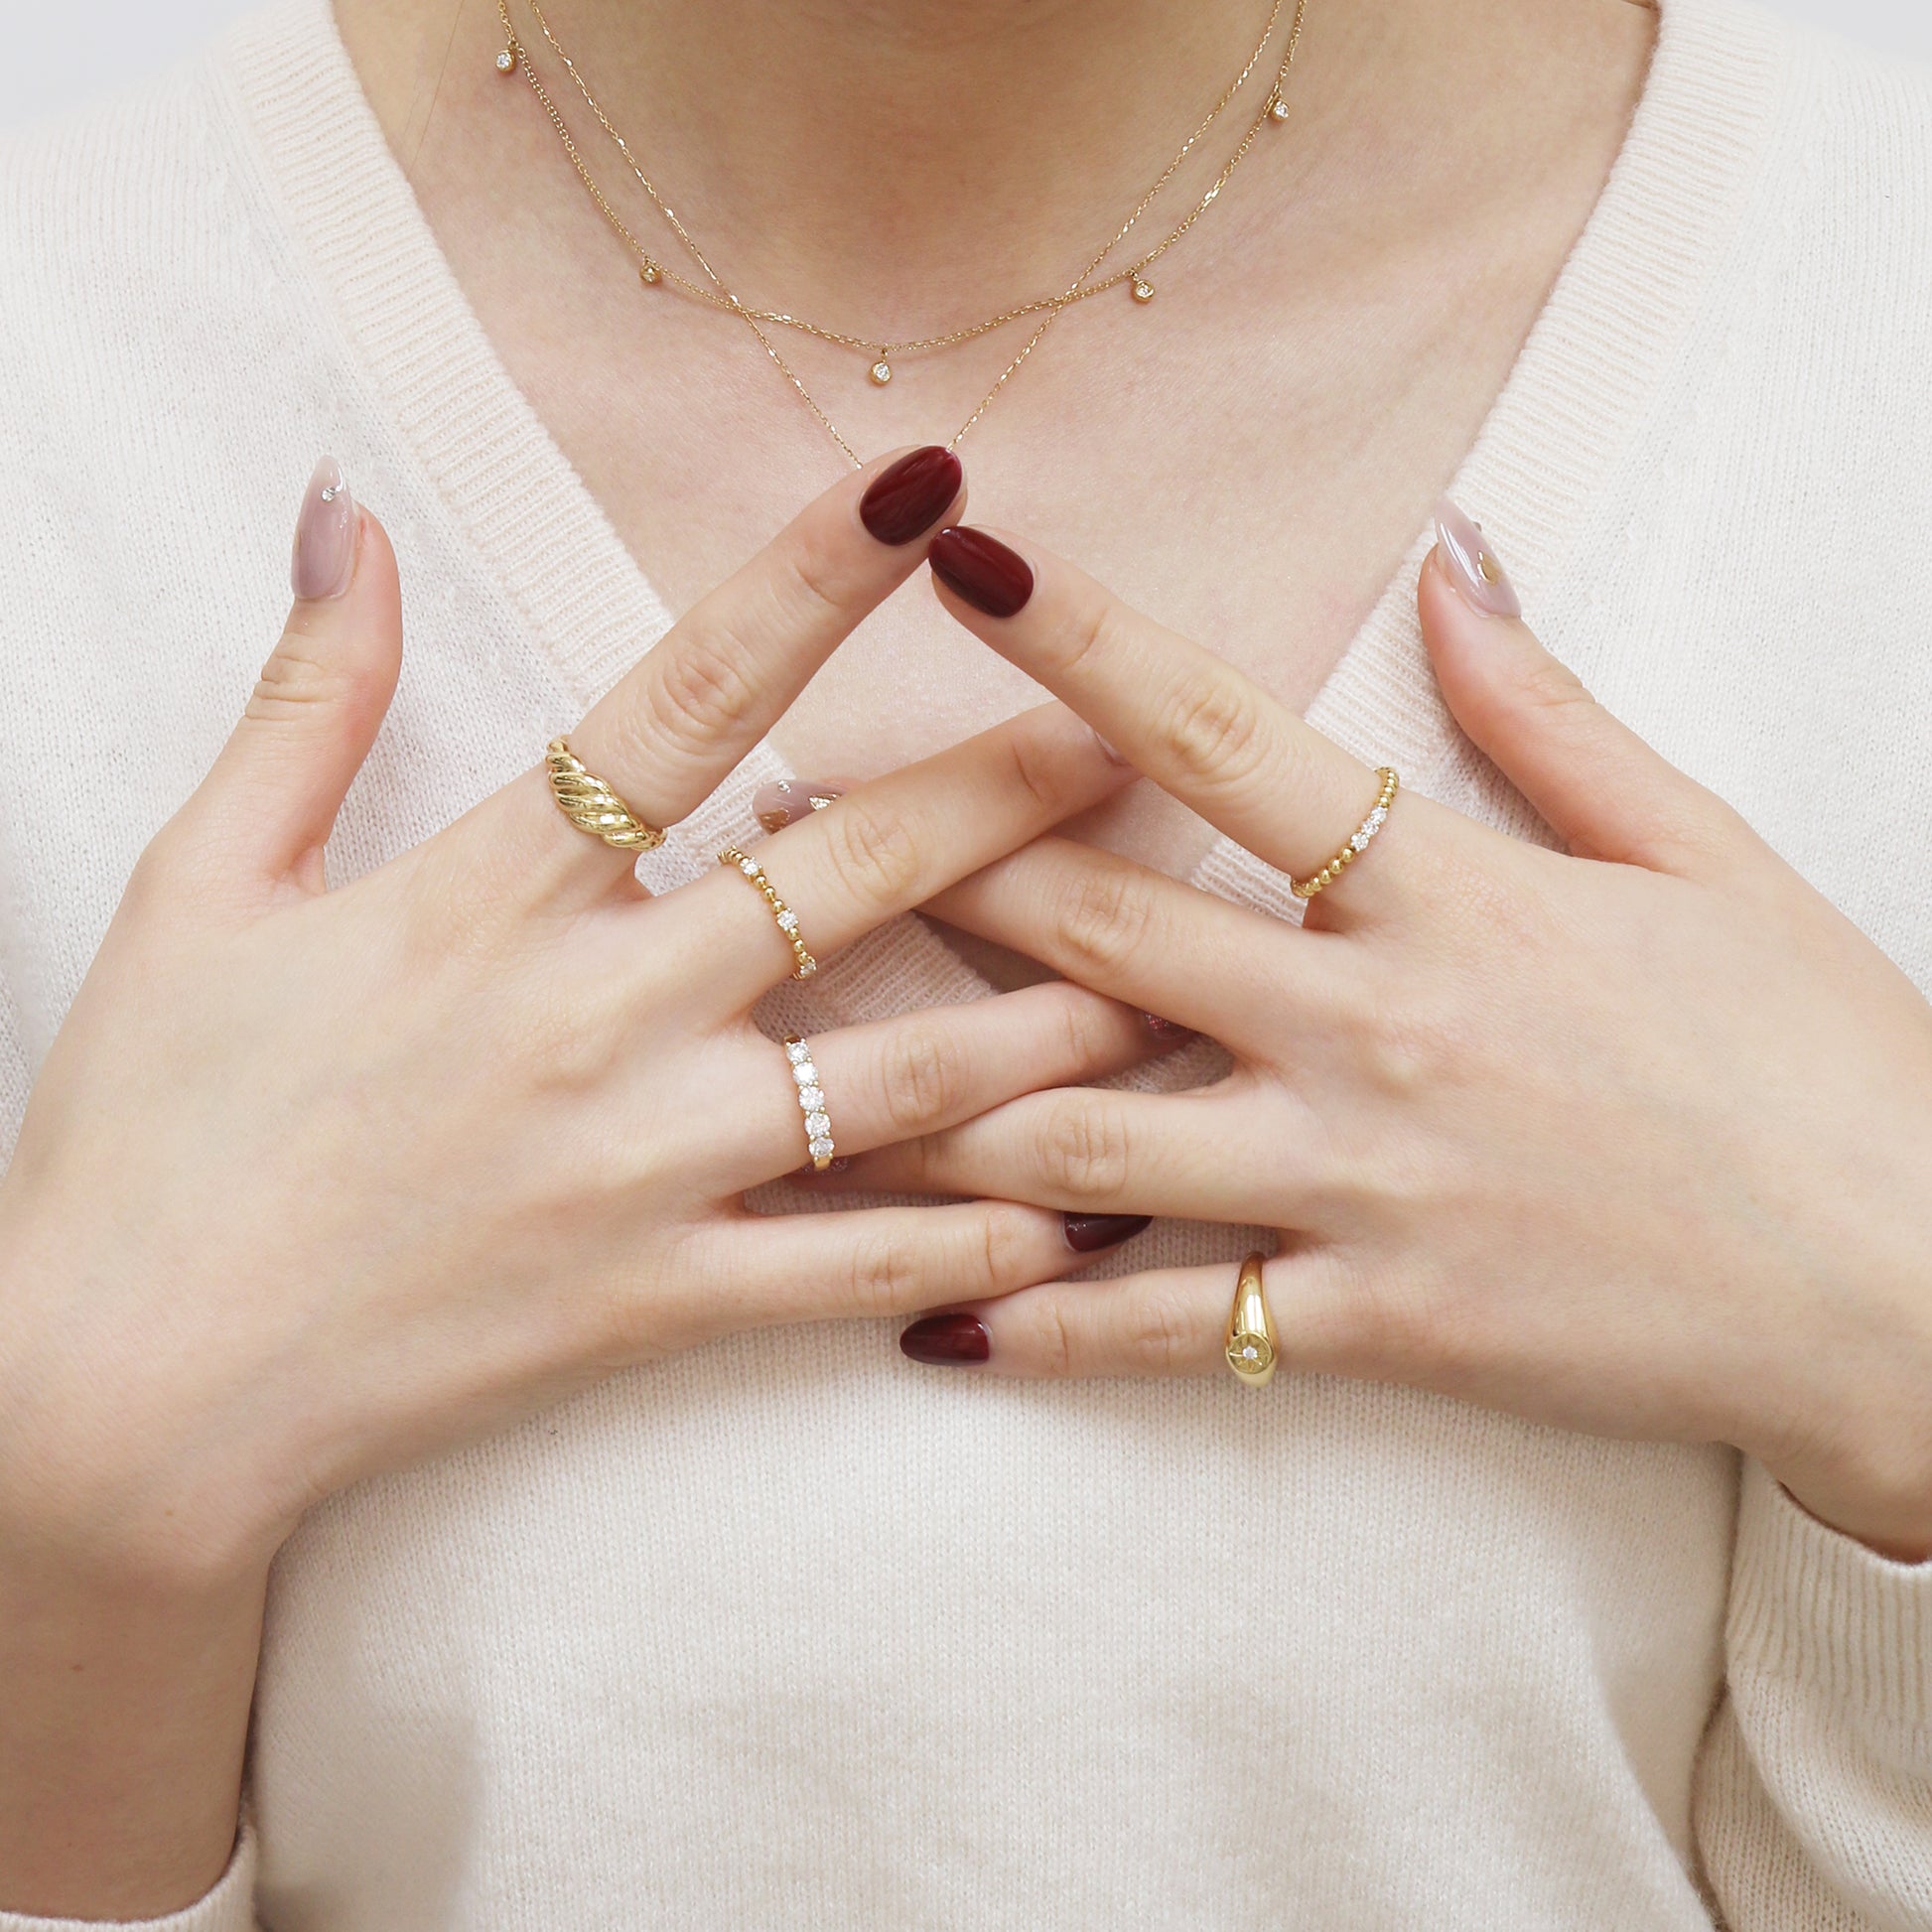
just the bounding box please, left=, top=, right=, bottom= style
left=493, top=0, right=1311, bottom=466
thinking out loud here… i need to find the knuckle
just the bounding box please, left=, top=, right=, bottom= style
left=843, top=1228, right=926, bottom=1318
left=773, top=534, right=852, bottom=630
left=1001, top=716, right=1077, bottom=818
left=645, top=626, right=761, bottom=759
left=822, top=798, right=922, bottom=909
left=1031, top=1296, right=1078, bottom=1380
left=1155, top=677, right=1270, bottom=791
left=975, top=1205, right=1035, bottom=1297
left=878, top=1027, right=966, bottom=1135
left=1051, top=588, right=1124, bottom=678
left=1123, top=1280, right=1199, bottom=1374
left=244, top=643, right=355, bottom=725
left=1055, top=865, right=1160, bottom=980
left=1516, top=654, right=1596, bottom=721
left=1035, top=1095, right=1132, bottom=1204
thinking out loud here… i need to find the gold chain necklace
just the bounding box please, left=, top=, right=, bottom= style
left=494, top=0, right=1310, bottom=465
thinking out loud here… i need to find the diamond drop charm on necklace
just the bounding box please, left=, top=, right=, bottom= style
left=869, top=358, right=893, bottom=386
left=638, top=260, right=661, bottom=285
left=1130, top=277, right=1156, bottom=304
left=494, top=46, right=516, bottom=73
left=1267, top=93, right=1291, bottom=121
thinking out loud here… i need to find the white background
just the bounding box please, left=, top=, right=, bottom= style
left=1, top=0, right=1928, bottom=129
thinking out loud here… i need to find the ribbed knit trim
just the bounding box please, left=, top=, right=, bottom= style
left=215, top=0, right=1784, bottom=945
left=214, top=0, right=673, bottom=711
left=1727, top=1458, right=1932, bottom=1727
left=1205, top=0, right=1789, bottom=914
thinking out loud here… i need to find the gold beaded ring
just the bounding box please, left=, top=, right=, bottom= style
left=544, top=736, right=666, bottom=852
left=1290, top=766, right=1399, bottom=900
left=719, top=847, right=818, bottom=980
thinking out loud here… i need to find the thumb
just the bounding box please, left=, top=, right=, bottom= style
left=1420, top=496, right=1732, bottom=874
left=189, top=458, right=404, bottom=894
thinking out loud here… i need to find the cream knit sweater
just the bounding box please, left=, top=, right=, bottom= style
left=2, top=0, right=1931, bottom=1924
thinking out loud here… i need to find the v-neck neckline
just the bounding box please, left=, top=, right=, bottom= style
left=217, top=0, right=1784, bottom=1005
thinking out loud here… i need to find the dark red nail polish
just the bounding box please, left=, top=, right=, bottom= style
left=899, top=1311, right=991, bottom=1365
left=927, top=526, right=1035, bottom=619
left=860, top=447, right=963, bottom=546
left=1063, top=1212, right=1152, bottom=1254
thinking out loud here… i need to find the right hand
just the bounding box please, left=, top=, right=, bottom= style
left=0, top=449, right=1158, bottom=1589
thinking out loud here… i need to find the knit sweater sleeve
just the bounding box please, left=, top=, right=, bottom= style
left=0, top=1821, right=258, bottom=1932
left=1693, top=1457, right=1932, bottom=1927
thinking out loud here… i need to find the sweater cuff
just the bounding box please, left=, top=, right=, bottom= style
left=0, top=1816, right=255, bottom=1932
left=1726, top=1455, right=1932, bottom=1727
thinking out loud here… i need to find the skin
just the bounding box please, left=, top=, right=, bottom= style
left=19, top=0, right=1921, bottom=1918
left=843, top=531, right=1932, bottom=1563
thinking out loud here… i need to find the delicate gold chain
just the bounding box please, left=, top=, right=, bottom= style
left=508, top=0, right=1295, bottom=355
left=494, top=0, right=1311, bottom=464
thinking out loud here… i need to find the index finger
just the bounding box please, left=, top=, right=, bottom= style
left=497, top=446, right=966, bottom=900
left=924, top=524, right=1436, bottom=920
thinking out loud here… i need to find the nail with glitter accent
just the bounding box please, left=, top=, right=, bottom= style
left=899, top=1311, right=991, bottom=1365
left=927, top=527, right=1035, bottom=619
left=291, top=456, right=357, bottom=602
left=1063, top=1212, right=1152, bottom=1254
left=1433, top=496, right=1521, bottom=619
left=860, top=446, right=964, bottom=546
left=754, top=777, right=849, bottom=834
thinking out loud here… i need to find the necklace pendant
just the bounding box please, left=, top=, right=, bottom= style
left=1130, top=277, right=1156, bottom=305
left=638, top=260, right=661, bottom=286
left=1267, top=93, right=1292, bottom=122
left=869, top=358, right=893, bottom=386
left=494, top=46, right=517, bottom=74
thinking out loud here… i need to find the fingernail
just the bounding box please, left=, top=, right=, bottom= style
left=291, top=456, right=357, bottom=601
left=899, top=1311, right=990, bottom=1365
left=860, top=446, right=964, bottom=546
left=927, top=526, right=1035, bottom=619
left=1063, top=1212, right=1152, bottom=1254
left=1142, top=1014, right=1191, bottom=1045
left=1433, top=496, right=1521, bottom=620
left=754, top=776, right=847, bottom=833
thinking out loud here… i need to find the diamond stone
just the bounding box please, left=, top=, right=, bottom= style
left=786, top=1039, right=811, bottom=1063
left=739, top=856, right=759, bottom=876
left=805, top=1109, right=831, bottom=1135
left=776, top=909, right=799, bottom=932
left=1350, top=830, right=1371, bottom=852
left=796, top=955, right=817, bottom=976
left=798, top=1086, right=825, bottom=1112
left=494, top=48, right=516, bottom=72
left=792, top=1060, right=817, bottom=1086
left=808, top=1136, right=835, bottom=1160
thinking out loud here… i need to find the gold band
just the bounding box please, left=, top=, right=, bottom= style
left=1225, top=1252, right=1279, bottom=1386
left=545, top=737, right=666, bottom=851
left=782, top=1035, right=836, bottom=1169
left=719, top=847, right=818, bottom=980
left=1290, top=766, right=1398, bottom=900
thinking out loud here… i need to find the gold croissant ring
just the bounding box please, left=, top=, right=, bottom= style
left=1225, top=1252, right=1279, bottom=1387
left=1290, top=766, right=1398, bottom=900
left=545, top=737, right=667, bottom=852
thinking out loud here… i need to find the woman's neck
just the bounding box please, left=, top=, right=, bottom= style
left=343, top=0, right=1364, bottom=330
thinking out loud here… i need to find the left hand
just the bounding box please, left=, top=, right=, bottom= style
left=843, top=509, right=1932, bottom=1562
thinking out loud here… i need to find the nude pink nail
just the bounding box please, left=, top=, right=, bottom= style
left=754, top=777, right=849, bottom=833
left=291, top=456, right=356, bottom=601
left=1433, top=496, right=1521, bottom=619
